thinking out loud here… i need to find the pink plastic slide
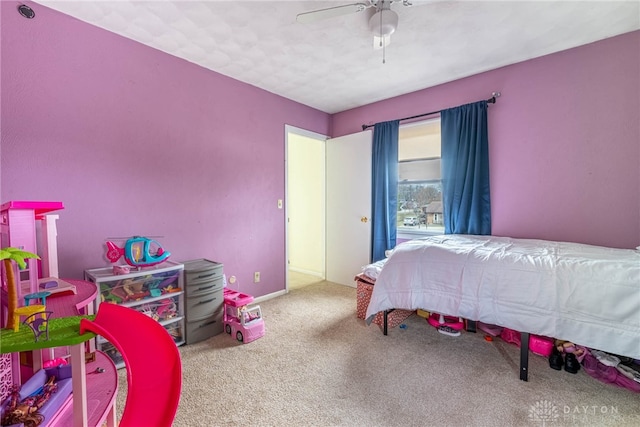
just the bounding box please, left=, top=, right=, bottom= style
left=80, top=303, right=182, bottom=427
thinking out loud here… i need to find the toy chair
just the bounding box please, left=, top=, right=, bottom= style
left=12, top=304, right=46, bottom=332
left=80, top=303, right=182, bottom=427
left=23, top=310, right=53, bottom=342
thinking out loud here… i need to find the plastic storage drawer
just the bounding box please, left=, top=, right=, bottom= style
left=185, top=311, right=224, bottom=342
left=182, top=259, right=225, bottom=344
left=186, top=290, right=223, bottom=320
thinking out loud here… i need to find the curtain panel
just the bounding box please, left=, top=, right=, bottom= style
left=441, top=101, right=491, bottom=235
left=371, top=120, right=400, bottom=262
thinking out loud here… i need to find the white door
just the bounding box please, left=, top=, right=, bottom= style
left=326, top=130, right=373, bottom=287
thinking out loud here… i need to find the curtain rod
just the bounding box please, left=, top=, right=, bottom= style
left=361, top=92, right=501, bottom=131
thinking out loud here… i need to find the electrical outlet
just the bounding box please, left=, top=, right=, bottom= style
left=254, top=272, right=260, bottom=283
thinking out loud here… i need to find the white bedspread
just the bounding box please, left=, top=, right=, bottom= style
left=365, top=235, right=640, bottom=359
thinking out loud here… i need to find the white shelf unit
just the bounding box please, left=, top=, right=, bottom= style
left=84, top=261, right=185, bottom=369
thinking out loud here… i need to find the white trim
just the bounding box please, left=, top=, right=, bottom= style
left=285, top=125, right=327, bottom=141
left=397, top=228, right=444, bottom=240
left=400, top=116, right=440, bottom=129
left=284, top=125, right=328, bottom=293
left=254, top=289, right=287, bottom=303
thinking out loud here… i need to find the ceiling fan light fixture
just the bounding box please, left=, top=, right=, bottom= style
left=373, top=35, right=391, bottom=50
left=368, top=9, right=398, bottom=37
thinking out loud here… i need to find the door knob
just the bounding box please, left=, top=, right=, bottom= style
left=361, top=217, right=368, bottom=223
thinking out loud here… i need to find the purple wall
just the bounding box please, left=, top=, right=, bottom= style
left=2, top=2, right=638, bottom=300
left=1, top=2, right=330, bottom=296
left=333, top=31, right=640, bottom=249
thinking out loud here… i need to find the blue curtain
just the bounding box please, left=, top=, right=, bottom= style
left=371, top=120, right=399, bottom=262
left=441, top=101, right=491, bottom=235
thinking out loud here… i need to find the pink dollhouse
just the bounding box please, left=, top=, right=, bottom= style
left=0, top=201, right=117, bottom=427
left=1, top=200, right=181, bottom=427
left=1, top=201, right=66, bottom=397
left=0, top=201, right=81, bottom=310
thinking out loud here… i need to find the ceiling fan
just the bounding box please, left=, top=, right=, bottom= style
left=297, top=0, right=415, bottom=49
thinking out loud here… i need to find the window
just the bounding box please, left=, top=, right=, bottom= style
left=397, top=119, right=443, bottom=237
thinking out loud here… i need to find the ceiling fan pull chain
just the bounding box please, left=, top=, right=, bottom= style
left=380, top=6, right=383, bottom=44
left=381, top=7, right=386, bottom=64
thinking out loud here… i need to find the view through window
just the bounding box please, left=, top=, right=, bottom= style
left=397, top=119, right=443, bottom=236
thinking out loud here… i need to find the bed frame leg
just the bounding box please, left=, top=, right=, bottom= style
left=383, top=310, right=388, bottom=335
left=465, top=320, right=477, bottom=333
left=520, top=332, right=530, bottom=381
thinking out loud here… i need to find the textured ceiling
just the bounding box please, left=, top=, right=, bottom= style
left=33, top=1, right=640, bottom=114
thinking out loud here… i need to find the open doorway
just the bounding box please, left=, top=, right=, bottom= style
left=285, top=126, right=326, bottom=291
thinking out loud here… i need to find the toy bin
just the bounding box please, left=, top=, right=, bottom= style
left=133, top=295, right=181, bottom=322
left=356, top=279, right=371, bottom=320
left=96, top=317, right=184, bottom=369
left=85, top=261, right=185, bottom=369
left=355, top=275, right=413, bottom=329
left=164, top=320, right=184, bottom=344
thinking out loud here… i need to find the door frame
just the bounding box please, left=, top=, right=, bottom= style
left=284, top=125, right=328, bottom=292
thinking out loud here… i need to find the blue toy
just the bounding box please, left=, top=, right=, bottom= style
left=106, top=236, right=170, bottom=267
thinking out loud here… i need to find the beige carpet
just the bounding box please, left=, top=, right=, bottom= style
left=116, top=282, right=640, bottom=426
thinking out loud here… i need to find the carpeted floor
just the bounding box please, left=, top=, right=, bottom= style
left=116, top=281, right=640, bottom=426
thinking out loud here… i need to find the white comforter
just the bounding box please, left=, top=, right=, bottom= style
left=365, top=235, right=640, bottom=359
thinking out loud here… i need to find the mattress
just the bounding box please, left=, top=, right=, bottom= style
left=365, top=234, right=640, bottom=359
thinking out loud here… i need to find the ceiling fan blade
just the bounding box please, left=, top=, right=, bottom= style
left=296, top=3, right=372, bottom=24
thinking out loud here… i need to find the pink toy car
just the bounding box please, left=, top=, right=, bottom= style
left=223, top=289, right=265, bottom=344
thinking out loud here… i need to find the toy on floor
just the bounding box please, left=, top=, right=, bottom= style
left=426, top=313, right=464, bottom=337
left=223, top=289, right=265, bottom=344
left=105, top=236, right=171, bottom=268
left=555, top=339, right=585, bottom=360
left=581, top=349, right=640, bottom=392
left=548, top=339, right=585, bottom=373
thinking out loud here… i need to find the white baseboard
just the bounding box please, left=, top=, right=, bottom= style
left=254, top=289, right=287, bottom=304
left=288, top=267, right=324, bottom=278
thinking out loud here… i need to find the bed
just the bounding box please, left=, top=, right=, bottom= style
left=364, top=234, right=640, bottom=380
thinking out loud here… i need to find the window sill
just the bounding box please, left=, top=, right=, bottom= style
left=397, top=227, right=444, bottom=241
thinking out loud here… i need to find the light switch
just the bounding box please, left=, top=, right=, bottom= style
left=277, top=199, right=283, bottom=209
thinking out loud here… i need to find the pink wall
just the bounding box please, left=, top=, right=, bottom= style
left=333, top=31, right=640, bottom=249
left=2, top=2, right=638, bottom=299
left=1, top=2, right=330, bottom=296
